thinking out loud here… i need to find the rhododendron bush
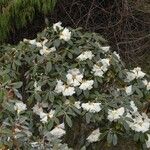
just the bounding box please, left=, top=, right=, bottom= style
left=0, top=22, right=150, bottom=150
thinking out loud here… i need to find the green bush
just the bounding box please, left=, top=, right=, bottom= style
left=0, top=22, right=150, bottom=149
left=0, top=0, right=57, bottom=43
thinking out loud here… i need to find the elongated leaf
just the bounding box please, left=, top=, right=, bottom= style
left=65, top=115, right=72, bottom=127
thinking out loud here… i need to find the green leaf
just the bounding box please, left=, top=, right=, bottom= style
left=83, top=90, right=89, bottom=98
left=34, top=93, right=41, bottom=101
left=48, top=91, right=54, bottom=102
left=107, top=132, right=113, bottom=144
left=13, top=89, right=22, bottom=99
left=76, top=88, right=82, bottom=96
left=135, top=87, right=143, bottom=98
left=80, top=146, right=86, bottom=150
left=134, top=133, right=140, bottom=141
left=72, top=106, right=81, bottom=115
left=67, top=52, right=73, bottom=59
left=87, top=60, right=93, bottom=67
left=47, top=120, right=54, bottom=130
left=53, top=39, right=60, bottom=47
left=112, top=134, right=118, bottom=145
left=0, top=128, right=13, bottom=136
left=11, top=82, right=23, bottom=88
left=46, top=61, right=52, bottom=73
left=2, top=102, right=14, bottom=113
left=85, top=113, right=91, bottom=124
left=139, top=133, right=145, bottom=142
left=65, top=115, right=72, bottom=127
left=53, top=117, right=60, bottom=125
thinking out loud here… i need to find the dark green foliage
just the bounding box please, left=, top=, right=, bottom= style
left=0, top=0, right=57, bottom=43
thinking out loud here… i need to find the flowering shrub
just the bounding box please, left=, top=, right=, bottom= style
left=0, top=22, right=150, bottom=149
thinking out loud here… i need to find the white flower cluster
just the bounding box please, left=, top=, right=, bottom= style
left=125, top=101, right=150, bottom=133
left=113, top=51, right=120, bottom=60
left=125, top=85, right=133, bottom=95
left=127, top=112, right=150, bottom=133
left=53, top=21, right=71, bottom=41
left=100, top=46, right=110, bottom=53
left=74, top=101, right=101, bottom=113
left=33, top=103, right=55, bottom=123
left=23, top=38, right=56, bottom=56
left=126, top=67, right=145, bottom=82
left=55, top=68, right=94, bottom=96
left=79, top=80, right=94, bottom=90
left=14, top=101, right=27, bottom=114
left=81, top=102, right=101, bottom=113
left=55, top=80, right=75, bottom=96
left=107, top=101, right=150, bottom=133
left=74, top=101, right=81, bottom=109
left=107, top=107, right=125, bottom=122
left=77, top=51, right=94, bottom=61
left=23, top=21, right=71, bottom=56
left=86, top=128, right=101, bottom=143
left=34, top=81, right=42, bottom=92
left=53, top=21, right=63, bottom=31
left=142, top=79, right=150, bottom=90
left=92, top=58, right=110, bottom=77
left=49, top=123, right=66, bottom=138
left=66, top=68, right=83, bottom=87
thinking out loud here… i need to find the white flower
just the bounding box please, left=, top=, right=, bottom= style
left=23, top=39, right=42, bottom=47
left=101, top=46, right=110, bottom=52
left=126, top=72, right=136, bottom=82
left=92, top=58, right=110, bottom=77
left=127, top=113, right=150, bottom=133
left=100, top=58, right=110, bottom=70
left=23, top=39, right=36, bottom=45
left=40, top=46, right=56, bottom=55
left=92, top=64, right=104, bottom=77
left=130, top=101, right=138, bottom=113
left=39, top=112, right=48, bottom=123
left=79, top=80, right=94, bottom=90
left=66, top=68, right=83, bottom=86
left=107, top=107, right=125, bottom=122
left=31, top=142, right=39, bottom=148
left=74, top=101, right=81, bottom=109
left=126, top=67, right=145, bottom=82
left=53, top=21, right=63, bottom=32
left=142, top=79, right=150, bottom=90
left=62, top=86, right=75, bottom=96
left=34, top=81, right=41, bottom=91
left=36, top=42, right=42, bottom=47
left=48, top=110, right=55, bottom=118
left=50, top=123, right=66, bottom=138
left=146, top=134, right=150, bottom=148
left=133, top=67, right=145, bottom=79
left=87, top=128, right=101, bottom=143
left=125, top=85, right=133, bottom=95
left=143, top=79, right=148, bottom=86
left=55, top=80, right=75, bottom=96
left=55, top=80, right=65, bottom=93
left=81, top=102, right=101, bottom=113
left=14, top=101, right=27, bottom=114
left=32, top=103, right=43, bottom=115
left=146, top=83, right=150, bottom=90
left=41, top=102, right=48, bottom=108
left=28, top=39, right=36, bottom=45
left=113, top=51, right=120, bottom=60
left=77, top=51, right=94, bottom=61
left=60, top=28, right=71, bottom=41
